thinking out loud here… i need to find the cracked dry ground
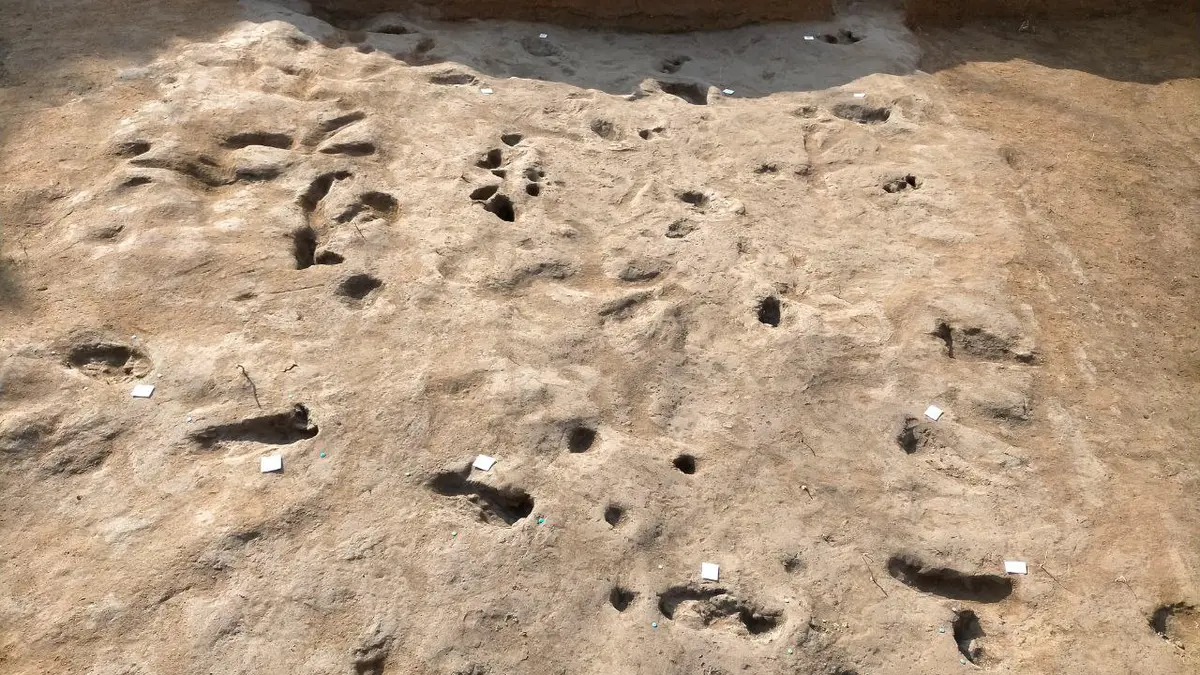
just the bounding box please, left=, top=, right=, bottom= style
left=0, top=1, right=1197, bottom=674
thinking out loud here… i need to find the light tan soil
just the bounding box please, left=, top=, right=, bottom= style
left=0, top=2, right=1197, bottom=674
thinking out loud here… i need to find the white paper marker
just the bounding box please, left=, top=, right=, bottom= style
left=853, top=92, right=866, bottom=99
left=260, top=455, right=283, bottom=473
left=131, top=384, right=156, bottom=398
left=924, top=405, right=944, bottom=421
left=473, top=454, right=497, bottom=471
left=480, top=88, right=494, bottom=95
left=1004, top=560, right=1028, bottom=575
left=701, top=562, right=720, bottom=581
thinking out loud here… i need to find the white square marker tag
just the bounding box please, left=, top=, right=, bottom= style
left=853, top=92, right=866, bottom=99
left=701, top=562, right=720, bottom=581
left=131, top=384, right=156, bottom=398
left=722, top=88, right=735, bottom=95
left=804, top=35, right=815, bottom=41
left=480, top=88, right=494, bottom=95
left=538, top=33, right=548, bottom=39
left=473, top=454, right=497, bottom=471
left=1004, top=560, right=1028, bottom=575
left=924, top=405, right=944, bottom=421
left=260, top=455, right=283, bottom=473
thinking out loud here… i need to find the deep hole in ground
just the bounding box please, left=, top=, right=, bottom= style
left=755, top=162, right=779, bottom=174
left=314, top=250, right=344, bottom=265
left=190, top=404, right=318, bottom=448
left=604, top=504, right=624, bottom=527
left=115, top=140, right=151, bottom=157
left=429, top=70, right=476, bottom=85
left=677, top=190, right=709, bottom=207
left=658, top=80, right=708, bottom=105
left=757, top=296, right=781, bottom=326
left=953, top=610, right=985, bottom=664
left=886, top=554, right=1013, bottom=603
left=337, top=274, right=383, bottom=300
left=782, top=553, right=804, bottom=573
left=320, top=141, right=376, bottom=156
left=501, top=133, right=523, bottom=146
left=426, top=467, right=534, bottom=526
left=568, top=426, right=596, bottom=453
left=673, top=454, right=697, bottom=474
left=610, top=587, right=637, bottom=611
left=360, top=191, right=398, bottom=214
left=317, top=111, right=366, bottom=134
left=525, top=183, right=541, bottom=196
left=883, top=175, right=921, bottom=193
left=484, top=194, right=515, bottom=222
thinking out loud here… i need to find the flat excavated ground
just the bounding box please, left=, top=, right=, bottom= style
left=0, top=1, right=1197, bottom=673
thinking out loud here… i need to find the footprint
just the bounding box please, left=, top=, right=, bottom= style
left=291, top=226, right=343, bottom=269
left=426, top=466, right=534, bottom=526
left=336, top=273, right=383, bottom=302
left=638, top=126, right=666, bottom=140
left=429, top=69, right=477, bottom=86
left=221, top=131, right=294, bottom=150
left=659, top=55, right=690, bottom=74
left=931, top=321, right=1036, bottom=363
left=820, top=29, right=862, bottom=44
left=883, top=175, right=921, bottom=193
left=59, top=332, right=151, bottom=381
left=658, top=80, right=709, bottom=106
left=886, top=554, right=1013, bottom=603
left=832, top=103, right=890, bottom=124
left=189, top=404, right=318, bottom=449
left=657, top=584, right=781, bottom=637
left=590, top=119, right=618, bottom=140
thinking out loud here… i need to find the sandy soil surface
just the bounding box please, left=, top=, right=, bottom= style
left=0, top=1, right=1197, bottom=674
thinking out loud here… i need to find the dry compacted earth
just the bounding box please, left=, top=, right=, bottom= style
left=0, top=1, right=1197, bottom=674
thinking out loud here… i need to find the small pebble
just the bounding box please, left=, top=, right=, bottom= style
left=451, top=531, right=457, bottom=537
left=786, top=648, right=793, bottom=655
left=651, top=622, right=658, bottom=628
left=939, top=626, right=946, bottom=633
left=537, top=517, right=545, bottom=525
left=319, top=452, right=327, bottom=458
left=960, top=659, right=967, bottom=665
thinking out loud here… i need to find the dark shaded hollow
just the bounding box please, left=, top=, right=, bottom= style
left=590, top=118, right=616, bottom=139
left=757, top=296, right=781, bottom=327
left=314, top=250, right=344, bottom=265
left=470, top=185, right=500, bottom=201
left=895, top=416, right=925, bottom=454
left=190, top=404, right=318, bottom=448
left=568, top=426, right=596, bottom=453
left=121, top=175, right=153, bottom=187
left=658, top=80, right=708, bottom=105
left=337, top=274, right=383, bottom=300
left=372, top=21, right=413, bottom=34
left=932, top=321, right=955, bottom=358
left=677, top=190, right=708, bottom=207
left=658, top=585, right=724, bottom=619
left=883, top=175, right=921, bottom=193
left=755, top=163, right=779, bottom=174
left=319, top=141, right=376, bottom=156
left=523, top=167, right=545, bottom=182
left=476, top=148, right=503, bottom=169
left=953, top=610, right=985, bottom=664
left=292, top=226, right=318, bottom=269
left=610, top=587, right=637, bottom=612
left=66, top=342, right=143, bottom=372
left=426, top=467, right=534, bottom=526
left=490, top=168, right=507, bottom=178
left=501, top=132, right=523, bottom=146
left=665, top=219, right=697, bottom=239
left=114, top=140, right=151, bottom=157
left=673, top=454, right=697, bottom=474
left=360, top=191, right=398, bottom=214
left=525, top=183, right=541, bottom=196
left=484, top=194, right=515, bottom=222
left=1150, top=602, right=1197, bottom=639
left=782, top=554, right=804, bottom=573
left=317, top=111, right=366, bottom=134
left=221, top=131, right=294, bottom=150
left=429, top=70, right=477, bottom=85
left=299, top=170, right=352, bottom=212
left=820, top=29, right=862, bottom=44
left=886, top=554, right=1013, bottom=603
left=604, top=504, right=624, bottom=527
left=659, top=55, right=690, bottom=73
left=638, top=127, right=664, bottom=140
left=832, top=103, right=891, bottom=124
